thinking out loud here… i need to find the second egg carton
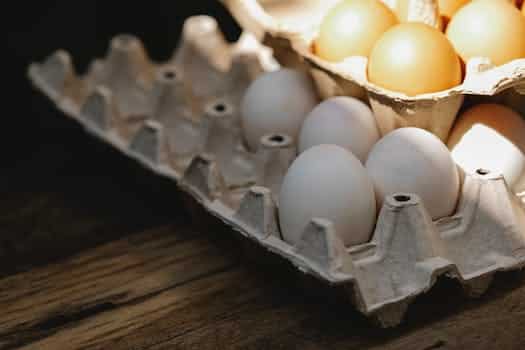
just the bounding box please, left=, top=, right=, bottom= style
left=221, top=0, right=525, bottom=141
left=28, top=15, right=525, bottom=327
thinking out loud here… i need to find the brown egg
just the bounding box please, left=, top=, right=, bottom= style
left=315, top=0, right=398, bottom=62
left=368, top=23, right=462, bottom=95
left=436, top=0, right=520, bottom=28
left=448, top=104, right=525, bottom=191
left=446, top=0, right=525, bottom=66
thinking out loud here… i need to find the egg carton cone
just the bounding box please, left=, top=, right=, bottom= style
left=28, top=15, right=525, bottom=327
left=220, top=0, right=525, bottom=141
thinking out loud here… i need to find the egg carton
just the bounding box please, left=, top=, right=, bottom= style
left=221, top=0, right=525, bottom=141
left=28, top=15, right=525, bottom=327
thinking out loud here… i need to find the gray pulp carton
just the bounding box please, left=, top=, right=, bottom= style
left=29, top=15, right=525, bottom=327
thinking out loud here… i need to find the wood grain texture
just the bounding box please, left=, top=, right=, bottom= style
left=1, top=107, right=524, bottom=349
left=2, top=223, right=524, bottom=350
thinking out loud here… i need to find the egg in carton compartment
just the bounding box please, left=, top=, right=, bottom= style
left=221, top=0, right=525, bottom=142
left=28, top=15, right=525, bottom=327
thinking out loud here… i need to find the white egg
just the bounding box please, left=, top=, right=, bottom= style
left=241, top=69, right=319, bottom=151
left=279, top=144, right=377, bottom=247
left=448, top=104, right=525, bottom=192
left=298, top=96, right=380, bottom=162
left=366, top=127, right=460, bottom=220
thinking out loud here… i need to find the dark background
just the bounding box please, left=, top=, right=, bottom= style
left=3, top=1, right=241, bottom=271
left=5, top=0, right=240, bottom=169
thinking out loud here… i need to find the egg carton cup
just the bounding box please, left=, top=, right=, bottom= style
left=221, top=0, right=525, bottom=141
left=28, top=15, right=525, bottom=328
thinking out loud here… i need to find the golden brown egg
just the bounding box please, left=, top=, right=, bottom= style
left=368, top=23, right=462, bottom=95
left=315, top=0, right=398, bottom=61
left=446, top=0, right=525, bottom=66
left=439, top=1, right=520, bottom=29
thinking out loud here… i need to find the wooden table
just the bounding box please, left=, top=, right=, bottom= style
left=1, top=103, right=524, bottom=350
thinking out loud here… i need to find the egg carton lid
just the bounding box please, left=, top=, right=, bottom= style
left=28, top=15, right=525, bottom=328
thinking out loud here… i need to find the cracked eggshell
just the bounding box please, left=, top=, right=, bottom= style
left=448, top=103, right=525, bottom=192
left=366, top=127, right=460, bottom=219
left=298, top=96, right=380, bottom=162
left=279, top=144, right=377, bottom=247
left=241, top=68, right=319, bottom=151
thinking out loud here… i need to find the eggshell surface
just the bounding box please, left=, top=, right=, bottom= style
left=298, top=97, right=380, bottom=162
left=366, top=127, right=460, bottom=219
left=446, top=0, right=525, bottom=66
left=279, top=144, right=377, bottom=247
left=448, top=104, right=525, bottom=191
left=241, top=69, right=319, bottom=151
left=368, top=23, right=462, bottom=95
left=315, top=0, right=398, bottom=61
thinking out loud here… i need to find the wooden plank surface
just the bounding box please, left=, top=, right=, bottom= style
left=1, top=110, right=524, bottom=349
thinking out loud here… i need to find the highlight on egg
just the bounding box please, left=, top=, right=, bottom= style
left=446, top=0, right=525, bottom=66
left=448, top=103, right=525, bottom=192
left=298, top=96, right=380, bottom=162
left=240, top=68, right=319, bottom=151
left=366, top=127, right=460, bottom=220
left=368, top=22, right=462, bottom=95
left=279, top=144, right=377, bottom=247
left=315, top=0, right=398, bottom=62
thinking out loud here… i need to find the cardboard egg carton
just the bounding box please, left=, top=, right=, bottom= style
left=221, top=0, right=525, bottom=141
left=28, top=15, right=525, bottom=327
